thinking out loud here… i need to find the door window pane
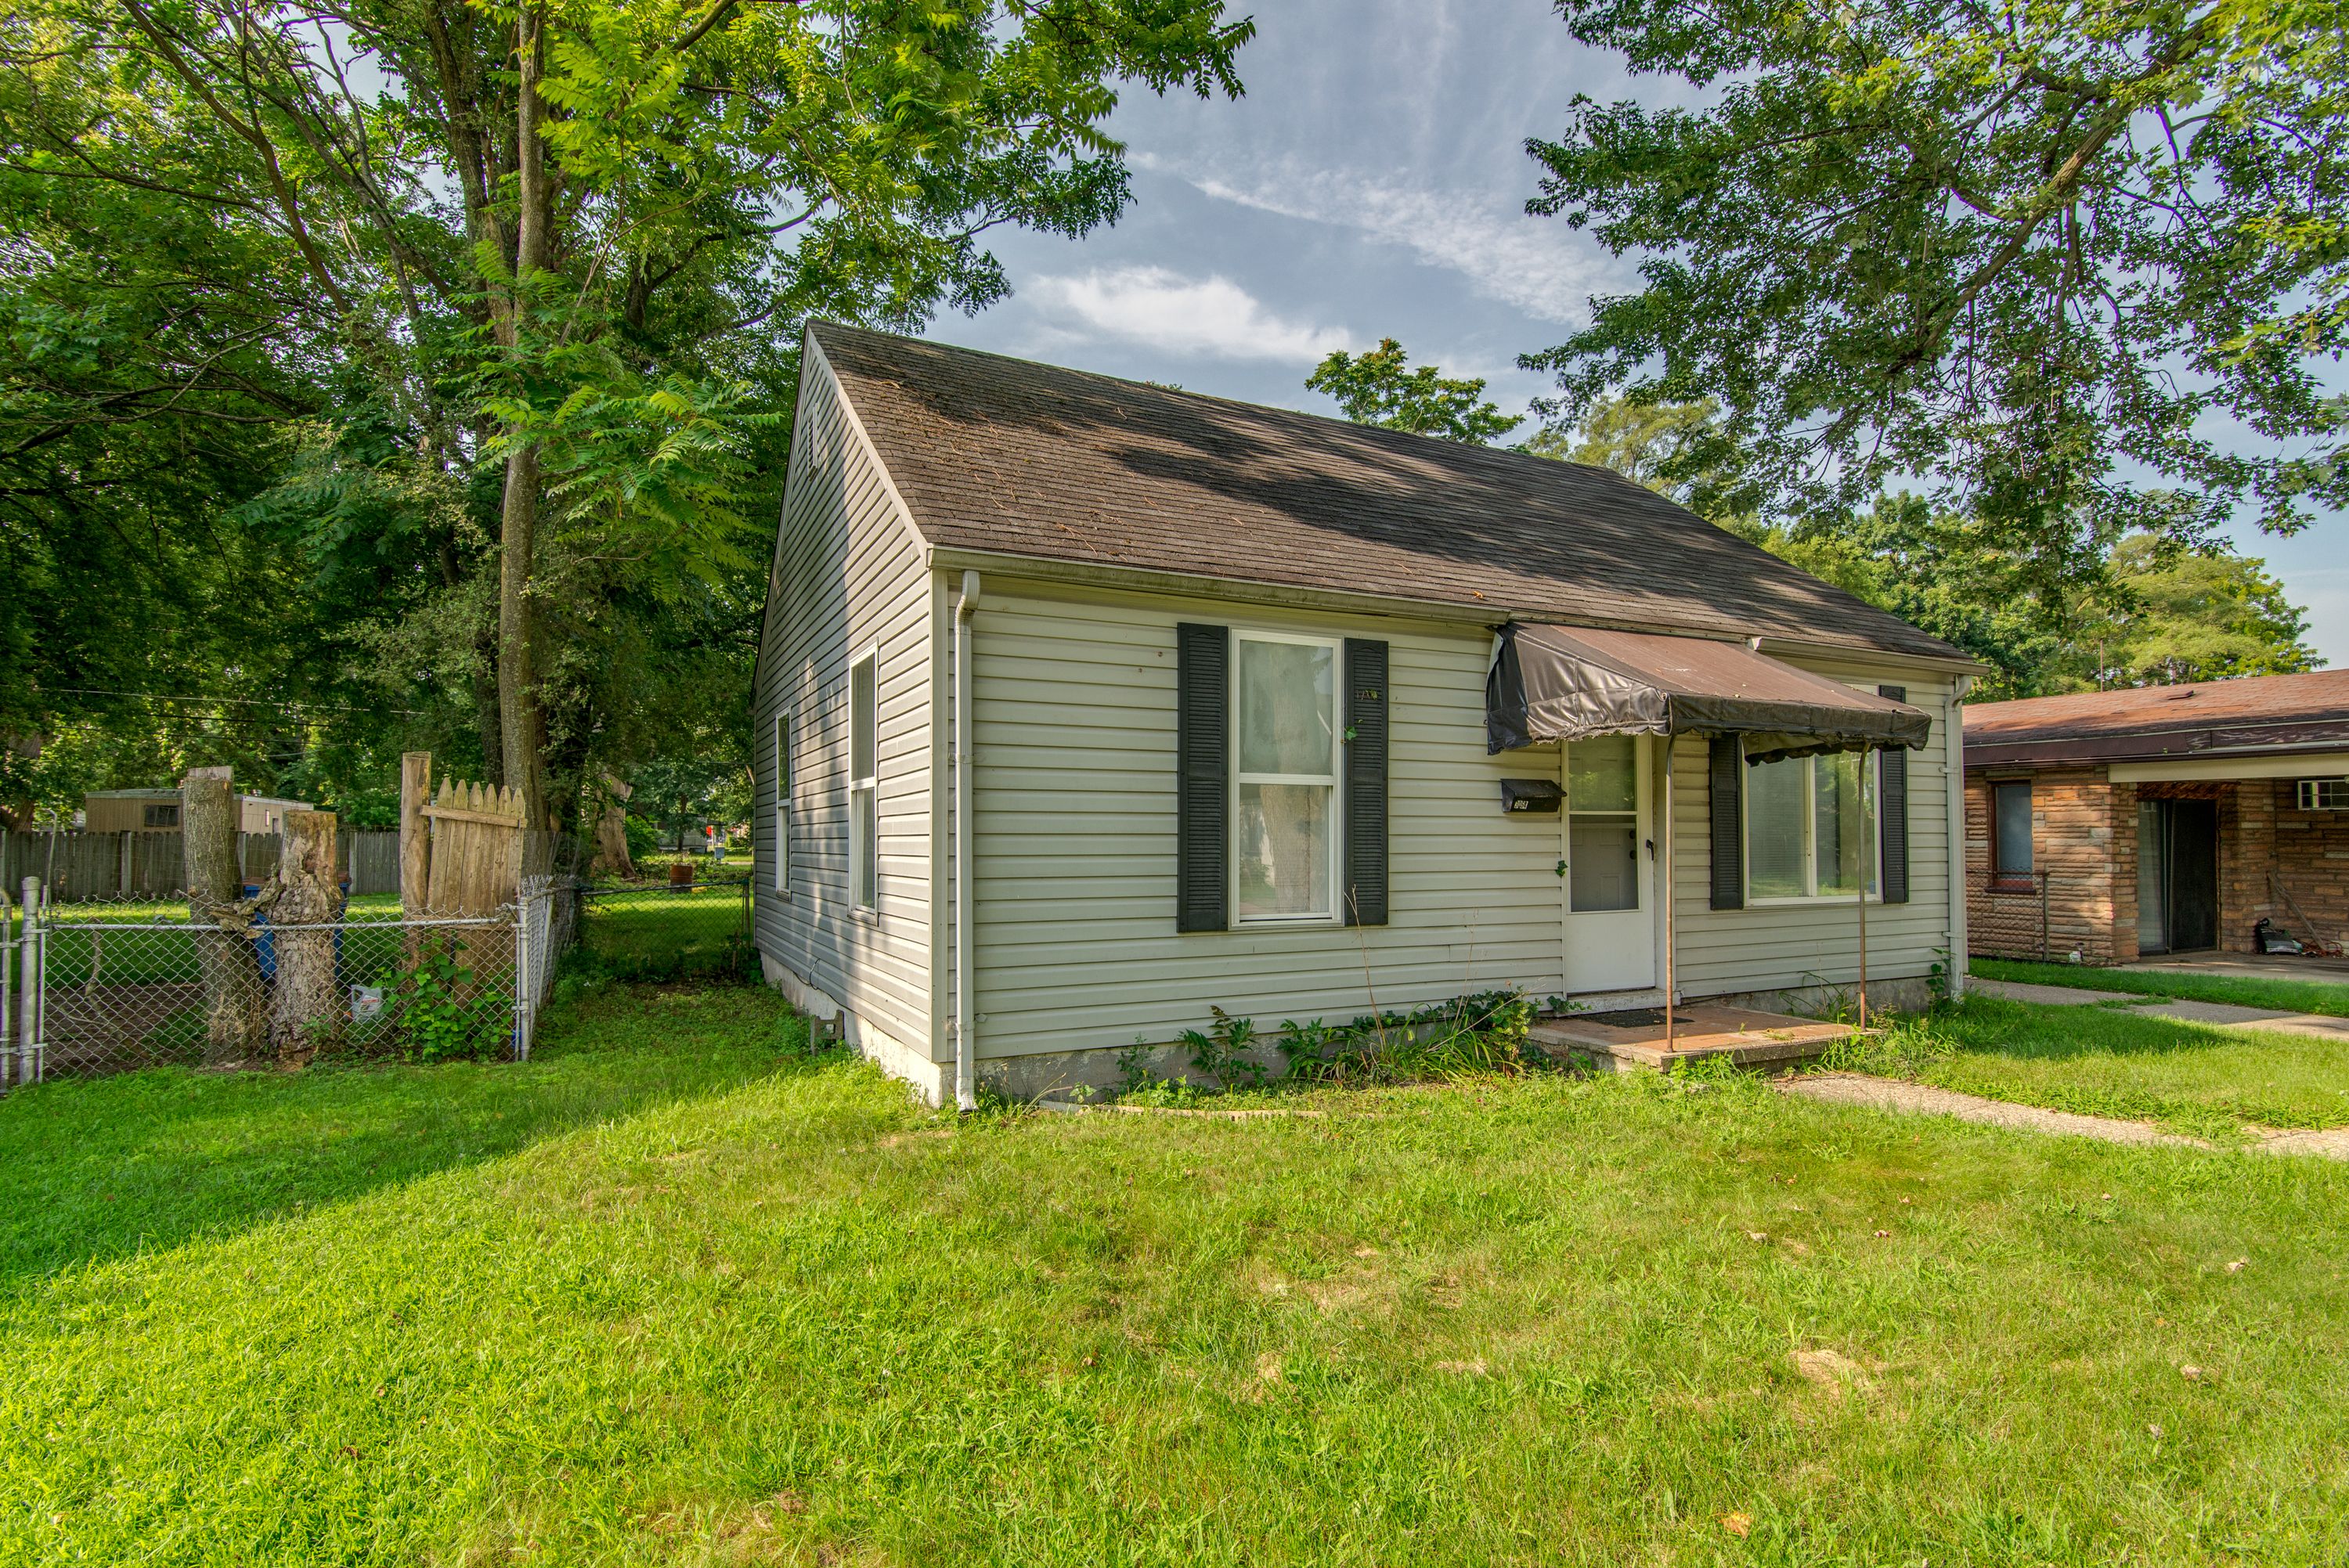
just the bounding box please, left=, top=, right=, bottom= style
left=1567, top=736, right=1637, bottom=813
left=1236, top=782, right=1331, bottom=920
left=1813, top=752, right=1875, bottom=896
left=1569, top=818, right=1640, bottom=912
left=1746, top=756, right=1806, bottom=899
left=1237, top=640, right=1335, bottom=776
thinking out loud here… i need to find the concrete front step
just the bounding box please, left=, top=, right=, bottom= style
left=1530, top=1004, right=1859, bottom=1072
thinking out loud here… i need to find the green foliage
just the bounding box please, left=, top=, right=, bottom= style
left=1306, top=339, right=1521, bottom=443
left=1537, top=395, right=2325, bottom=699
left=0, top=0, right=1255, bottom=828
left=387, top=946, right=511, bottom=1064
left=1179, top=1006, right=1265, bottom=1090
left=1522, top=0, right=2349, bottom=577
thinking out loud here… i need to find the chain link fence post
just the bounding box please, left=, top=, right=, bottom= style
left=20, top=876, right=43, bottom=1085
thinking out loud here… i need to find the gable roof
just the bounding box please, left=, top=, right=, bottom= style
left=1964, top=669, right=2349, bottom=766
left=807, top=323, right=1967, bottom=663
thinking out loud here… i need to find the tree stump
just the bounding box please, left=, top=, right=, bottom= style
left=182, top=770, right=266, bottom=1065
left=269, top=809, right=342, bottom=1062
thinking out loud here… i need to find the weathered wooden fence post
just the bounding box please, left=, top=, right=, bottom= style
left=182, top=767, right=266, bottom=1065
left=270, top=809, right=341, bottom=1062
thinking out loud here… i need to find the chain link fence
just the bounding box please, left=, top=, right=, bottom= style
left=575, top=876, right=752, bottom=982
left=1, top=878, right=573, bottom=1087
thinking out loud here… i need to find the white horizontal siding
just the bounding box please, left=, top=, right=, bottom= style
left=969, top=581, right=1565, bottom=1060
left=751, top=347, right=936, bottom=1062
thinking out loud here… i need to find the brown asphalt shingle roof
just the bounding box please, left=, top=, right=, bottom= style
left=1964, top=669, right=2349, bottom=760
left=810, top=323, right=1967, bottom=661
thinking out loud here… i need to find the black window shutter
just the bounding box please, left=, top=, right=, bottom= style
left=1709, top=735, right=1744, bottom=910
left=1877, top=684, right=1911, bottom=904
left=1175, top=623, right=1229, bottom=932
left=1343, top=639, right=1390, bottom=926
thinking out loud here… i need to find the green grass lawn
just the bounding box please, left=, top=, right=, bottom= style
left=1828, top=995, right=2349, bottom=1141
left=2, top=987, right=2347, bottom=1563
left=1972, top=955, right=2349, bottom=1017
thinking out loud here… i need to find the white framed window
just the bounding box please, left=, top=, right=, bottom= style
left=2297, top=777, right=2347, bottom=811
left=1745, top=748, right=1878, bottom=902
left=849, top=651, right=878, bottom=913
left=773, top=708, right=792, bottom=895
left=1232, top=630, right=1340, bottom=924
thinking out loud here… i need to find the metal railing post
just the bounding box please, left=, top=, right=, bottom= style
left=512, top=893, right=531, bottom=1062
left=2, top=883, right=13, bottom=1092
left=20, top=877, right=41, bottom=1085
left=2039, top=869, right=2051, bottom=963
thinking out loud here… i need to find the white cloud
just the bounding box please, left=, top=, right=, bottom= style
left=1021, top=265, right=1351, bottom=362
left=1144, top=154, right=1618, bottom=326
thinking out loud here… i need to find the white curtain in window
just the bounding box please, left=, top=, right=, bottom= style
left=1235, top=638, right=1337, bottom=921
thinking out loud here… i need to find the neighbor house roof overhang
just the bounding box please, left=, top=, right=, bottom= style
left=1964, top=671, right=2349, bottom=769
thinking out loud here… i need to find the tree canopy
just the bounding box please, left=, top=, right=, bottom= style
left=1522, top=0, right=2349, bottom=588
left=1306, top=339, right=1521, bottom=442
left=0, top=0, right=1254, bottom=830
left=1544, top=395, right=2324, bottom=697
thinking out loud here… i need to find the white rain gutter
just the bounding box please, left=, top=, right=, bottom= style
left=953, top=569, right=980, bottom=1112
left=1946, top=674, right=1974, bottom=998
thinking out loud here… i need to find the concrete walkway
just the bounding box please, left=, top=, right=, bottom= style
left=1970, top=977, right=2349, bottom=1042
left=1781, top=1073, right=2349, bottom=1160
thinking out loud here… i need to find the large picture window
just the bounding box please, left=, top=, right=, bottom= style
left=1232, top=632, right=1339, bottom=922
left=773, top=708, right=792, bottom=894
left=850, top=653, right=877, bottom=913
left=1746, top=750, right=1877, bottom=901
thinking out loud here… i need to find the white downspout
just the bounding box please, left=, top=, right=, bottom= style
left=953, top=570, right=980, bottom=1111
left=1945, top=675, right=1973, bottom=999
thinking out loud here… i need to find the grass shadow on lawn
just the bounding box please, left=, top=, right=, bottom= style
left=1845, top=996, right=2349, bottom=1137
left=0, top=983, right=809, bottom=1293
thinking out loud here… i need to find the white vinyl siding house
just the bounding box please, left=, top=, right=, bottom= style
left=749, top=341, right=936, bottom=1083
left=751, top=323, right=1979, bottom=1103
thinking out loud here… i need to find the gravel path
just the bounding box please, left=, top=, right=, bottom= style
left=1781, top=1072, right=2349, bottom=1160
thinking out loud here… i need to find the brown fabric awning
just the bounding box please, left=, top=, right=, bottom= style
left=1486, top=624, right=1932, bottom=762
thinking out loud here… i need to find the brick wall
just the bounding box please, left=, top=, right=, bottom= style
left=2225, top=778, right=2349, bottom=951
left=1964, top=767, right=2134, bottom=964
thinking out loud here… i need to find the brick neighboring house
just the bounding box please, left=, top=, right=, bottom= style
left=1962, top=670, right=2349, bottom=964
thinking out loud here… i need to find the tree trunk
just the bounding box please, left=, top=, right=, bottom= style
left=182, top=769, right=266, bottom=1065
left=494, top=3, right=552, bottom=832
left=269, top=809, right=342, bottom=1063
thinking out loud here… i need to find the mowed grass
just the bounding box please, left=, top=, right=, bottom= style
left=2, top=989, right=2347, bottom=1564
left=1832, top=994, right=2349, bottom=1141
left=1972, top=955, right=2349, bottom=1018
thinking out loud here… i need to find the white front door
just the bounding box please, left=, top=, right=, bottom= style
left=1561, top=736, right=1655, bottom=996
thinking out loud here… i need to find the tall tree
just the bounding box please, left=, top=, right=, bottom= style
left=1521, top=0, right=2349, bottom=589
left=2, top=0, right=1254, bottom=827
left=1307, top=339, right=1521, bottom=442
left=1543, top=394, right=2325, bottom=697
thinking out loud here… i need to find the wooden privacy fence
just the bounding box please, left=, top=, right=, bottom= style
left=417, top=779, right=527, bottom=914
left=1, top=828, right=401, bottom=901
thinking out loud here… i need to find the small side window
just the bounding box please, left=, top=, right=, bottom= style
left=774, top=709, right=792, bottom=894
left=2297, top=777, right=2347, bottom=812
left=1991, top=779, right=2033, bottom=890
left=850, top=653, right=878, bottom=912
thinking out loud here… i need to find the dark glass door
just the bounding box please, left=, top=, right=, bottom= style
left=2167, top=800, right=2219, bottom=951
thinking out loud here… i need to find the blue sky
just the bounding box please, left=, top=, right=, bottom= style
left=926, top=0, right=2348, bottom=665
